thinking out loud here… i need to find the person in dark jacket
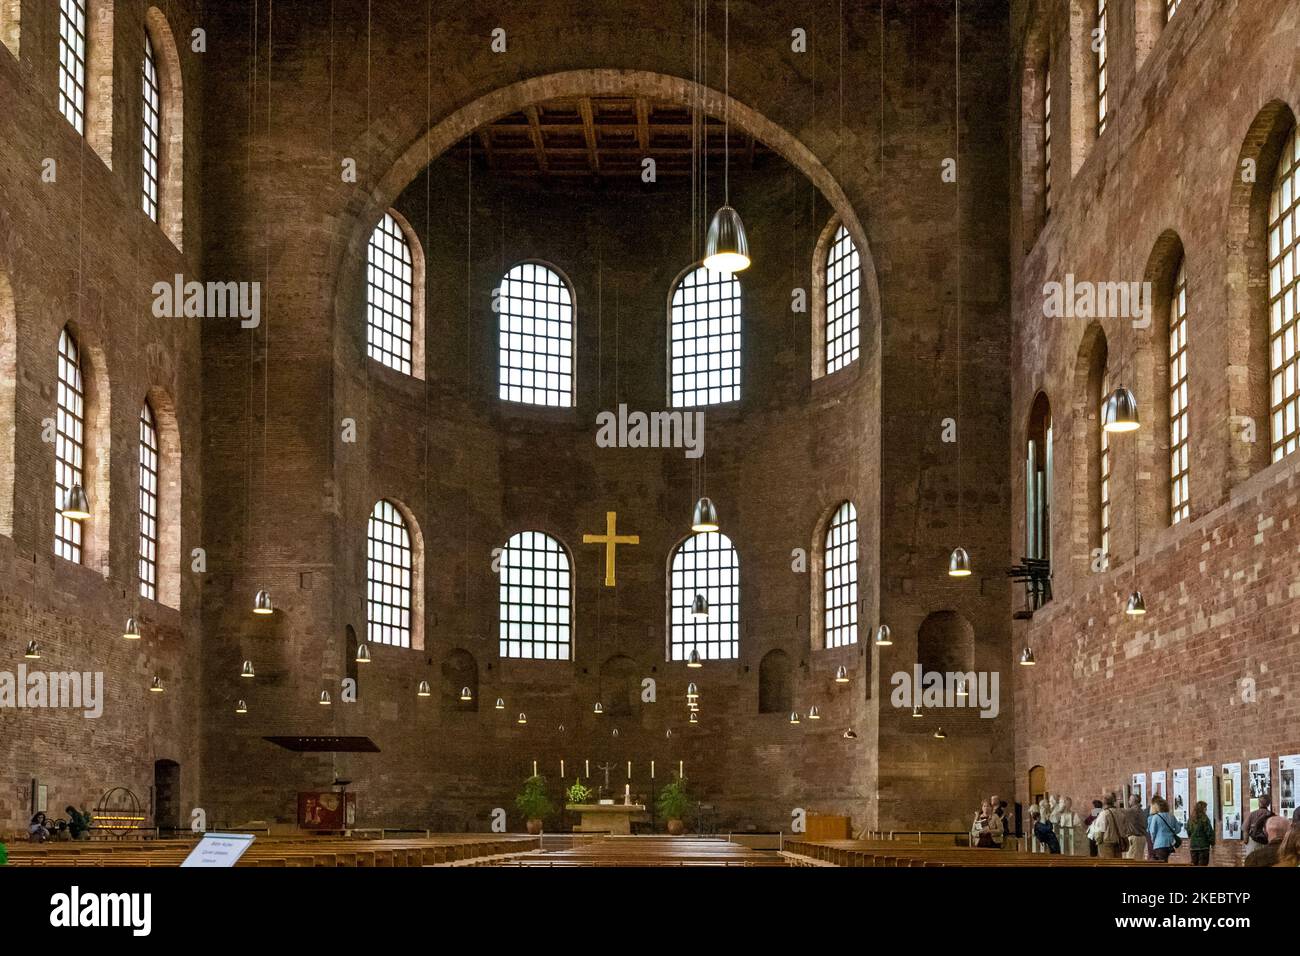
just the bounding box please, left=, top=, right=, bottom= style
left=1031, top=808, right=1060, bottom=854
left=65, top=805, right=92, bottom=841
left=1243, top=815, right=1290, bottom=867
left=1186, top=800, right=1214, bottom=866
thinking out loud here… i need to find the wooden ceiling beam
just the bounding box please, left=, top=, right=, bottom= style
left=523, top=105, right=549, bottom=176
left=578, top=97, right=601, bottom=175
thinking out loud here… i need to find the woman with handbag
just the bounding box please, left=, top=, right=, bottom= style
left=1147, top=796, right=1181, bottom=861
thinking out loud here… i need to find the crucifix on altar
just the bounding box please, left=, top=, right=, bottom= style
left=582, top=511, right=639, bottom=586
left=568, top=759, right=648, bottom=834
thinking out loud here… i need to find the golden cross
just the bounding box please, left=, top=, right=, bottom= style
left=582, top=511, right=640, bottom=587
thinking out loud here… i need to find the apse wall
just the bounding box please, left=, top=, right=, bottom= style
left=197, top=0, right=1013, bottom=834
left=1008, top=0, right=1300, bottom=850
left=0, top=1, right=206, bottom=835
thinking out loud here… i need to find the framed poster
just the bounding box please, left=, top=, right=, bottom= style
left=1172, top=768, right=1189, bottom=837
left=1131, top=772, right=1147, bottom=809
left=1247, top=757, right=1271, bottom=812
left=1279, top=754, right=1300, bottom=818
left=1195, top=765, right=1215, bottom=828
left=1151, top=770, right=1167, bottom=803
left=1221, top=762, right=1242, bottom=840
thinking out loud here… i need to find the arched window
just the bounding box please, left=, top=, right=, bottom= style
left=824, top=226, right=861, bottom=374
left=758, top=649, right=792, bottom=714
left=1100, top=361, right=1113, bottom=560
left=367, top=500, right=415, bottom=648
left=1166, top=0, right=1181, bottom=21
left=498, top=262, right=574, bottom=406
left=1269, top=128, right=1300, bottom=462
left=1169, top=258, right=1190, bottom=520
left=141, top=32, right=161, bottom=222
left=1095, top=0, right=1110, bottom=136
left=670, top=265, right=741, bottom=407
left=366, top=211, right=419, bottom=376
left=668, top=531, right=739, bottom=662
left=1026, top=392, right=1052, bottom=564
left=138, top=402, right=160, bottom=600
left=54, top=327, right=86, bottom=563
left=823, top=502, right=858, bottom=648
left=499, top=531, right=572, bottom=659
left=58, top=0, right=88, bottom=134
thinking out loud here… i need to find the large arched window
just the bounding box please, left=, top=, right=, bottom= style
left=1095, top=0, right=1110, bottom=137
left=58, top=0, right=88, bottom=134
left=670, top=265, right=741, bottom=407
left=823, top=502, right=858, bottom=648
left=1169, top=258, right=1190, bottom=520
left=138, top=402, right=160, bottom=599
left=1100, top=361, right=1113, bottom=560
left=498, top=262, right=574, bottom=406
left=1026, top=392, right=1052, bottom=564
left=366, top=211, right=421, bottom=376
left=1042, top=57, right=1053, bottom=216
left=669, top=531, right=739, bottom=662
left=54, top=327, right=86, bottom=563
left=367, top=499, right=416, bottom=648
left=141, top=32, right=161, bottom=222
left=499, top=530, right=572, bottom=659
left=1269, top=128, right=1300, bottom=462
left=825, top=226, right=861, bottom=374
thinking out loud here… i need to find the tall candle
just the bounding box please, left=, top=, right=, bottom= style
left=532, top=760, right=537, bottom=777
left=560, top=759, right=565, bottom=779
left=651, top=760, right=655, bottom=779
left=585, top=759, right=589, bottom=778
left=627, top=761, right=632, bottom=779
left=679, top=760, right=684, bottom=779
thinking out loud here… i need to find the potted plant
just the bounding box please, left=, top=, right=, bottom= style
left=515, top=775, right=554, bottom=835
left=566, top=778, right=593, bottom=805
left=657, top=778, right=692, bottom=835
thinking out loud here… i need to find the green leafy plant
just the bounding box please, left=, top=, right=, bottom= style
left=515, top=775, right=555, bottom=821
left=657, top=778, right=692, bottom=821
left=566, top=778, right=593, bottom=804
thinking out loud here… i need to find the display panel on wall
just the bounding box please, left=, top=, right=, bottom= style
left=1130, top=772, right=1147, bottom=809
left=1221, top=762, right=1242, bottom=841
left=1280, top=754, right=1300, bottom=818
left=1172, top=768, right=1189, bottom=837
left=1150, top=770, right=1166, bottom=803
left=1247, top=757, right=1270, bottom=814
left=1195, top=765, right=1214, bottom=828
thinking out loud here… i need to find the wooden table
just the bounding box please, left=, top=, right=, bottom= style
left=567, top=803, right=649, bottom=835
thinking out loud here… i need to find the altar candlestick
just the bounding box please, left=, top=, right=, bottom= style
left=679, top=760, right=684, bottom=779
left=585, top=759, right=589, bottom=778
left=627, top=761, right=632, bottom=779
left=532, top=760, right=537, bottom=777
left=560, top=759, right=565, bottom=779
left=651, top=760, right=655, bottom=779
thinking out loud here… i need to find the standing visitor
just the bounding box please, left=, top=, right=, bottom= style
left=1147, top=796, right=1181, bottom=862
left=1186, top=800, right=1214, bottom=866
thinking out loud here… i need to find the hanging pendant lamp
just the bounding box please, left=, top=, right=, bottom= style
left=150, top=676, right=165, bottom=693
left=834, top=665, right=850, bottom=683
left=875, top=624, right=893, bottom=646
left=690, top=497, right=720, bottom=533
left=911, top=705, right=923, bottom=718
left=24, top=640, right=40, bottom=659
left=686, top=682, right=699, bottom=700
left=1125, top=590, right=1147, bottom=616
left=516, top=712, right=527, bottom=725
left=416, top=680, right=431, bottom=697
left=240, top=660, right=255, bottom=679
left=123, top=617, right=142, bottom=640
left=842, top=728, right=858, bottom=740
left=687, top=648, right=703, bottom=668
left=355, top=644, right=371, bottom=664
left=703, top=206, right=750, bottom=274
left=689, top=712, right=699, bottom=724
left=933, top=726, right=946, bottom=739
left=1019, top=647, right=1036, bottom=666
left=460, top=686, right=473, bottom=702
left=235, top=699, right=248, bottom=714
left=789, top=711, right=801, bottom=725
left=956, top=680, right=968, bottom=699
left=495, top=697, right=505, bottom=710
left=319, top=690, right=332, bottom=706
left=948, top=547, right=972, bottom=577
left=593, top=701, right=604, bottom=715
left=808, top=705, right=821, bottom=720
left=253, top=589, right=273, bottom=615
left=60, top=484, right=91, bottom=520
left=691, top=593, right=709, bottom=619
left=1102, top=385, right=1140, bottom=432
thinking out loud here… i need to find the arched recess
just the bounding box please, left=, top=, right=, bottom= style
left=1019, top=1, right=1053, bottom=245
left=599, top=654, right=638, bottom=718
left=916, top=610, right=974, bottom=675
left=1028, top=765, right=1047, bottom=806
left=329, top=70, right=880, bottom=385
left=1226, top=101, right=1296, bottom=485
left=1071, top=322, right=1108, bottom=578
left=144, top=386, right=181, bottom=608
left=441, top=648, right=478, bottom=712
left=0, top=269, right=14, bottom=537
left=758, top=648, right=792, bottom=714
left=61, top=320, right=112, bottom=576
left=1140, top=230, right=1186, bottom=527
left=0, top=0, right=19, bottom=58
left=144, top=8, right=185, bottom=249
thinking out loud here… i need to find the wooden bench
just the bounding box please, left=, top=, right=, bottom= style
left=784, top=839, right=1170, bottom=867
